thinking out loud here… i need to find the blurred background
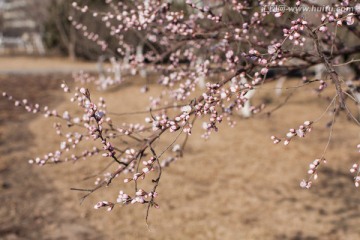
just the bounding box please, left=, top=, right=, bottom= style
left=1, top=1, right=360, bottom=240
left=0, top=0, right=114, bottom=60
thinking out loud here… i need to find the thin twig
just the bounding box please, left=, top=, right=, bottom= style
left=321, top=100, right=337, bottom=158
left=108, top=104, right=187, bottom=116
left=145, top=144, right=162, bottom=227
left=333, top=58, right=360, bottom=67
left=313, top=95, right=337, bottom=123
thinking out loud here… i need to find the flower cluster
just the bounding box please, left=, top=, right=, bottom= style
left=2, top=92, right=41, bottom=114
left=123, top=157, right=156, bottom=183
left=284, top=18, right=308, bottom=46
left=300, top=158, right=327, bottom=189
left=317, top=80, right=328, bottom=92
left=94, top=201, right=114, bottom=212
left=271, top=121, right=313, bottom=146
left=116, top=190, right=159, bottom=207
left=350, top=145, right=360, bottom=187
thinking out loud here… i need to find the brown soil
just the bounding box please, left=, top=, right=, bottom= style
left=0, top=56, right=98, bottom=74
left=1, top=57, right=360, bottom=240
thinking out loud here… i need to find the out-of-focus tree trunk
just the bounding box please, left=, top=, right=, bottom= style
left=52, top=0, right=77, bottom=60
left=68, top=42, right=76, bottom=61
left=67, top=9, right=76, bottom=61
left=67, top=3, right=76, bottom=61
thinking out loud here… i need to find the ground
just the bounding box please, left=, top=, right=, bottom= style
left=1, top=57, right=360, bottom=240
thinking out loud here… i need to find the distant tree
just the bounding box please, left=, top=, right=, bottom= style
left=43, top=0, right=123, bottom=60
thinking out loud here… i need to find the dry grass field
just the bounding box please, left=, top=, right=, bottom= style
left=1, top=57, right=360, bottom=240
